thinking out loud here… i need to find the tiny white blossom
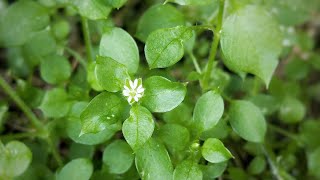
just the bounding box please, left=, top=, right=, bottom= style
left=123, top=78, right=145, bottom=104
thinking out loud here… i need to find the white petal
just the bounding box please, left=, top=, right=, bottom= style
left=123, top=90, right=130, bottom=96
left=129, top=80, right=135, bottom=89
left=124, top=85, right=130, bottom=91
left=133, top=79, right=138, bottom=89
left=136, top=93, right=142, bottom=98
left=134, top=95, right=139, bottom=102
left=128, top=96, right=132, bottom=103
left=137, top=87, right=145, bottom=93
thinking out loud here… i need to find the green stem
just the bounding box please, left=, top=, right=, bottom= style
left=0, top=132, right=37, bottom=141
left=0, top=76, right=44, bottom=130
left=81, top=16, right=93, bottom=63
left=202, top=0, right=225, bottom=90
left=260, top=144, right=284, bottom=180
left=188, top=51, right=202, bottom=73
left=65, top=47, right=87, bottom=68
left=268, top=124, right=301, bottom=143
left=47, top=138, right=63, bottom=167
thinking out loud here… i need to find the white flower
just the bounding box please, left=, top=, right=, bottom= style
left=122, top=78, right=145, bottom=104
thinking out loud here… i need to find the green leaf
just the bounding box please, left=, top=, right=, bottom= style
left=221, top=5, right=282, bottom=86
left=136, top=4, right=185, bottom=42
left=278, top=96, right=306, bottom=124
left=163, top=103, right=192, bottom=126
left=299, top=120, right=320, bottom=150
left=307, top=147, right=320, bottom=179
left=142, top=76, right=186, bottom=113
left=248, top=94, right=279, bottom=116
left=56, top=158, right=93, bottom=180
left=173, top=160, right=202, bottom=180
left=80, top=92, right=128, bottom=134
left=71, top=0, right=112, bottom=20
left=95, top=56, right=130, bottom=92
left=40, top=54, right=71, bottom=84
left=87, top=62, right=104, bottom=91
left=157, top=124, right=190, bottom=151
left=39, top=88, right=71, bottom=118
left=247, top=156, right=266, bottom=175
left=201, top=162, right=228, bottom=180
left=99, top=27, right=139, bottom=74
left=67, top=102, right=122, bottom=145
left=165, top=0, right=212, bottom=6
left=122, top=105, right=154, bottom=151
left=201, top=119, right=230, bottom=140
left=145, top=26, right=193, bottom=69
left=0, top=1, right=49, bottom=46
left=0, top=141, right=32, bottom=178
left=192, top=91, right=224, bottom=134
left=201, top=138, right=233, bottom=163
left=52, top=20, right=71, bottom=40
left=68, top=143, right=94, bottom=159
left=106, top=0, right=127, bottom=9
left=135, top=138, right=173, bottom=180
left=228, top=100, right=267, bottom=143
left=103, top=140, right=134, bottom=174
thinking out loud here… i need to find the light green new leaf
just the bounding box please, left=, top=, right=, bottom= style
left=122, top=105, right=154, bottom=151
left=135, top=138, right=173, bottom=180
left=106, top=0, right=127, bottom=9
left=103, top=140, right=134, bottom=174
left=80, top=92, right=128, bottom=134
left=87, top=62, right=104, bottom=91
left=99, top=27, right=139, bottom=74
left=193, top=91, right=224, bottom=134
left=0, top=141, right=32, bottom=178
left=221, top=5, right=283, bottom=86
left=136, top=4, right=185, bottom=42
left=201, top=138, right=233, bottom=163
left=173, top=160, right=202, bottom=180
left=39, top=88, right=71, bottom=118
left=71, top=0, right=111, bottom=20
left=165, top=0, right=212, bottom=6
left=95, top=56, right=130, bottom=92
left=142, top=76, right=187, bottom=113
left=0, top=1, right=49, bottom=46
left=56, top=158, right=93, bottom=180
left=157, top=124, right=190, bottom=151
left=278, top=96, right=306, bottom=124
left=145, top=26, right=193, bottom=69
left=40, top=54, right=71, bottom=84
left=228, top=100, right=267, bottom=143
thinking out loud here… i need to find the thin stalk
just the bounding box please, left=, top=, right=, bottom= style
left=81, top=16, right=93, bottom=63
left=260, top=144, right=284, bottom=180
left=188, top=51, right=202, bottom=73
left=65, top=47, right=87, bottom=68
left=0, top=76, right=44, bottom=130
left=268, top=124, right=301, bottom=143
left=47, top=138, right=63, bottom=167
left=0, top=132, right=37, bottom=141
left=202, top=0, right=225, bottom=90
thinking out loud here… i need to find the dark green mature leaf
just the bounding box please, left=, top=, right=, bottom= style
left=135, top=138, right=173, bottom=180
left=142, top=76, right=187, bottom=112
left=228, top=100, right=267, bottom=143
left=308, top=147, right=320, bottom=179
left=95, top=56, right=130, bottom=92
left=247, top=156, right=266, bottom=175
left=67, top=102, right=121, bottom=145
left=122, top=105, right=154, bottom=151
left=87, top=62, right=104, bottom=91
left=39, top=88, right=71, bottom=118
left=202, top=138, right=233, bottom=163
left=99, top=27, right=139, bottom=74
left=145, top=26, right=193, bottom=69
left=299, top=120, right=320, bottom=150
left=157, top=124, right=190, bottom=151
left=103, top=140, right=134, bottom=174
left=192, top=91, right=224, bottom=134
left=40, top=54, right=71, bottom=84
left=71, top=0, right=111, bottom=20
left=136, top=4, right=185, bottom=42
left=278, top=96, right=306, bottom=124
left=221, top=5, right=282, bottom=86
left=0, top=141, right=32, bottom=178
left=173, top=160, right=202, bottom=180
left=80, top=92, right=128, bottom=134
left=201, top=162, right=228, bottom=180
left=0, top=1, right=49, bottom=46
left=106, top=0, right=127, bottom=9
left=56, top=158, right=93, bottom=180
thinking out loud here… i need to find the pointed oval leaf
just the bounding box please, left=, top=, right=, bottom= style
left=157, top=124, right=190, bottom=151
left=95, top=56, right=130, bottom=92
left=122, top=105, right=154, bottom=151
left=103, top=140, right=134, bottom=174
left=228, top=100, right=267, bottom=143
left=71, top=0, right=111, bottom=20
left=173, top=160, right=202, bottom=180
left=201, top=138, right=233, bottom=163
left=99, top=27, right=139, bottom=74
left=221, top=5, right=282, bottom=86
left=141, top=76, right=187, bottom=113
left=145, top=26, right=193, bottom=69
left=136, top=4, right=185, bottom=42
left=80, top=92, right=128, bottom=134
left=193, top=91, right=224, bottom=134
left=135, top=138, right=173, bottom=180
left=56, top=158, right=93, bottom=180
left=0, top=141, right=32, bottom=178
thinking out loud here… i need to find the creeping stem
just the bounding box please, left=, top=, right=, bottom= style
left=81, top=16, right=94, bottom=63
left=202, top=0, right=225, bottom=90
